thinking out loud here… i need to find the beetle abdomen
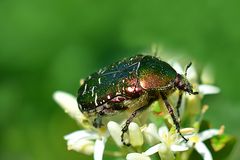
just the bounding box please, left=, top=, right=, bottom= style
left=77, top=55, right=145, bottom=113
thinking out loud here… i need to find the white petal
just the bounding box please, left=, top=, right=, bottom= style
left=126, top=153, right=151, bottom=160
left=94, top=138, right=106, bottom=160
left=129, top=122, right=144, bottom=147
left=144, top=143, right=162, bottom=156
left=158, top=126, right=168, bottom=143
left=170, top=144, right=189, bottom=152
left=107, top=121, right=123, bottom=147
left=198, top=85, right=220, bottom=95
left=53, top=91, right=87, bottom=123
left=158, top=126, right=168, bottom=135
left=67, top=139, right=94, bottom=155
left=198, top=129, right=219, bottom=141
left=172, top=62, right=184, bottom=74
left=195, top=142, right=213, bottom=160
left=187, top=65, right=198, bottom=82
left=64, top=130, right=98, bottom=146
left=157, top=143, right=168, bottom=154
left=64, top=130, right=96, bottom=140
left=143, top=123, right=159, bottom=145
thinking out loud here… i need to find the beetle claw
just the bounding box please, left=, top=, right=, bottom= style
left=121, top=132, right=131, bottom=147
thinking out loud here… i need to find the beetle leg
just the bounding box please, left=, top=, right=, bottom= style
left=93, top=104, right=127, bottom=128
left=176, top=91, right=183, bottom=122
left=121, top=104, right=149, bottom=146
left=160, top=92, right=188, bottom=142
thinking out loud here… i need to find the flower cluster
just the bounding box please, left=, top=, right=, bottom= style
left=53, top=62, right=226, bottom=160
left=53, top=91, right=108, bottom=160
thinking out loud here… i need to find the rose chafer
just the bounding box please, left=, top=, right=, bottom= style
left=77, top=55, right=198, bottom=146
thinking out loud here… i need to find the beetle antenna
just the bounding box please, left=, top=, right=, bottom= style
left=185, top=62, right=192, bottom=77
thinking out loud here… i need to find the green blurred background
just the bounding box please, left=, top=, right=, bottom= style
left=0, top=0, right=239, bottom=159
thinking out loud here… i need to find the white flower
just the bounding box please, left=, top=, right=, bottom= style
left=53, top=91, right=108, bottom=160
left=143, top=126, right=189, bottom=160
left=129, top=123, right=223, bottom=160
left=187, top=127, right=224, bottom=160
left=53, top=91, right=90, bottom=127
left=125, top=125, right=190, bottom=160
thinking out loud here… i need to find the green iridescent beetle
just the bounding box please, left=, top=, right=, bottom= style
left=77, top=55, right=198, bottom=146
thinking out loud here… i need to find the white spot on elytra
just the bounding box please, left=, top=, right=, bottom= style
left=91, top=86, right=95, bottom=97
left=98, top=69, right=102, bottom=74
left=101, top=68, right=106, bottom=74
left=94, top=93, right=98, bottom=106
left=82, top=84, right=87, bottom=95
left=78, top=104, right=82, bottom=110
left=136, top=62, right=140, bottom=72
left=98, top=78, right=101, bottom=84
left=107, top=95, right=111, bottom=99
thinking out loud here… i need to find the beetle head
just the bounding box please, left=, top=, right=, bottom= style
left=174, top=62, right=198, bottom=95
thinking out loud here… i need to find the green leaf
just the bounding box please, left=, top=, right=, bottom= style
left=205, top=134, right=236, bottom=160
left=211, top=134, right=232, bottom=151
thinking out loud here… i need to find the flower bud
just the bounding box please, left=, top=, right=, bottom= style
left=129, top=122, right=144, bottom=147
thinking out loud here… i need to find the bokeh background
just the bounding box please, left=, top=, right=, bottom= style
left=0, top=0, right=239, bottom=160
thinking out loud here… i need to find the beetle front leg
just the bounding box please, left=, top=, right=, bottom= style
left=121, top=104, right=149, bottom=146
left=176, top=91, right=183, bottom=122
left=160, top=92, right=188, bottom=142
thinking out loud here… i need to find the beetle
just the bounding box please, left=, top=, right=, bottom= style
left=77, top=55, right=198, bottom=146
